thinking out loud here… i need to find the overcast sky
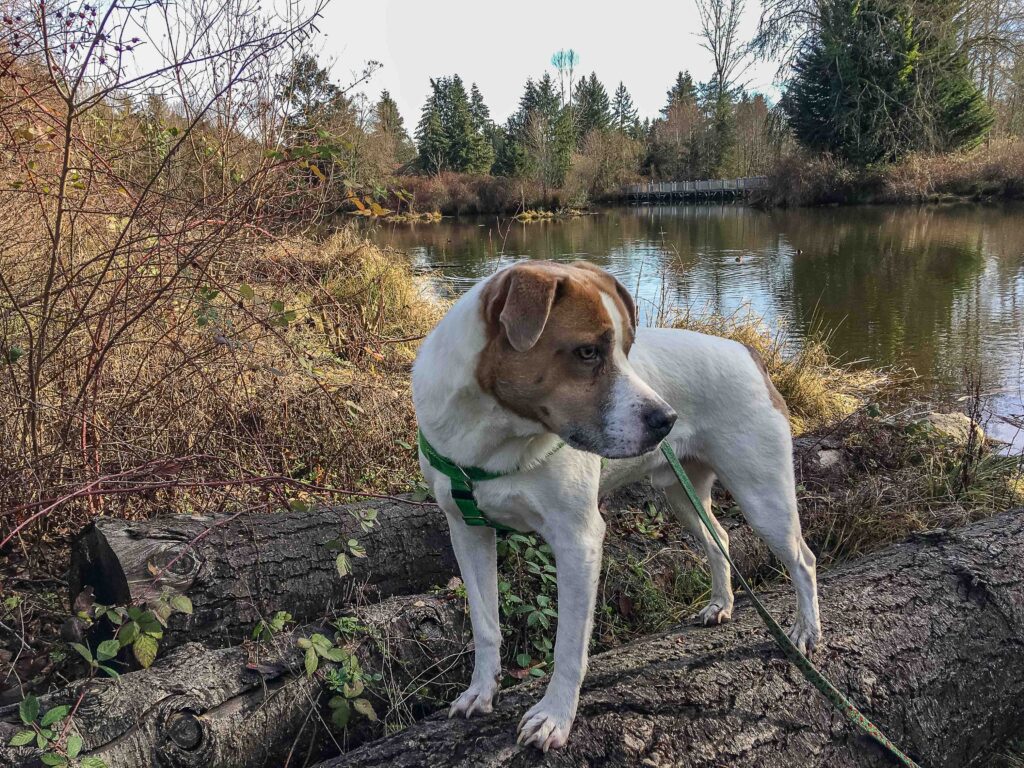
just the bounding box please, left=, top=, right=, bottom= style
left=317, top=0, right=779, bottom=128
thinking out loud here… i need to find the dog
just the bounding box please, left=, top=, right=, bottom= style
left=412, top=260, right=820, bottom=752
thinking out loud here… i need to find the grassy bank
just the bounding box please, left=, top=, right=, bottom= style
left=757, top=138, right=1024, bottom=207
left=388, top=173, right=562, bottom=216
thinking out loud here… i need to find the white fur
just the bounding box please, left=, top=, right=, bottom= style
left=412, top=267, right=821, bottom=752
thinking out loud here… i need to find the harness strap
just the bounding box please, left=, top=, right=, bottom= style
left=418, top=430, right=563, bottom=533
left=659, top=441, right=922, bottom=768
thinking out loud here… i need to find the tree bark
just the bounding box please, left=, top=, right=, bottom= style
left=68, top=497, right=458, bottom=650
left=318, top=509, right=1024, bottom=768
left=0, top=593, right=471, bottom=768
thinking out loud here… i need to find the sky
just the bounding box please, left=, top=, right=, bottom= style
left=317, top=0, right=779, bottom=129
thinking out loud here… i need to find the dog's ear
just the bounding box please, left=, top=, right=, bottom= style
left=484, top=265, right=561, bottom=352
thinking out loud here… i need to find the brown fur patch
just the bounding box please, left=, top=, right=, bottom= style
left=476, top=261, right=634, bottom=437
left=743, top=343, right=790, bottom=417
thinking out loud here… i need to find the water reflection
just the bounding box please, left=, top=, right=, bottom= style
left=371, top=203, right=1024, bottom=441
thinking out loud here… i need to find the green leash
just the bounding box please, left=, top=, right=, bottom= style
left=660, top=441, right=922, bottom=768
left=419, top=429, right=921, bottom=766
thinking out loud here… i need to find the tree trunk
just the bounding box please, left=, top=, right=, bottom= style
left=318, top=509, right=1024, bottom=768
left=68, top=498, right=458, bottom=649
left=0, top=593, right=471, bottom=768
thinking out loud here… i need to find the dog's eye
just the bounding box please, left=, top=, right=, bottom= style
left=575, top=345, right=599, bottom=362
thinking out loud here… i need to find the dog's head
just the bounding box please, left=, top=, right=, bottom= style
left=476, top=260, right=676, bottom=458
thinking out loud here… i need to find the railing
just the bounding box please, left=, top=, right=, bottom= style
left=621, top=176, right=768, bottom=199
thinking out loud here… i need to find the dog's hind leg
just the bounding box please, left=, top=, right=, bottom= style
left=657, top=461, right=734, bottom=625
left=437, top=496, right=503, bottom=718
left=710, top=432, right=821, bottom=653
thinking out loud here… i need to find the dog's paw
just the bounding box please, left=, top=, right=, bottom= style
left=448, top=677, right=500, bottom=719
left=696, top=597, right=733, bottom=626
left=787, top=615, right=822, bottom=655
left=517, top=698, right=575, bottom=752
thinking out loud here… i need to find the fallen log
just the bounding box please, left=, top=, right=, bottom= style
left=319, top=509, right=1024, bottom=768
left=0, top=593, right=471, bottom=768
left=68, top=497, right=458, bottom=649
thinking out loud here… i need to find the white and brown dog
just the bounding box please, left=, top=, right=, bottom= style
left=412, top=260, right=820, bottom=752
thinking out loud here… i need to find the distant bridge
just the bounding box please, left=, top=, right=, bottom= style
left=618, top=176, right=768, bottom=203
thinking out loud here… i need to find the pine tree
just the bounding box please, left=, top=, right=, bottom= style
left=611, top=82, right=639, bottom=134
left=663, top=71, right=697, bottom=116
left=573, top=72, right=611, bottom=142
left=374, top=90, right=404, bottom=135
left=415, top=82, right=448, bottom=174
left=782, top=0, right=991, bottom=164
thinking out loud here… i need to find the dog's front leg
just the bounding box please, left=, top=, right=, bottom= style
left=440, top=498, right=502, bottom=718
left=518, top=511, right=605, bottom=752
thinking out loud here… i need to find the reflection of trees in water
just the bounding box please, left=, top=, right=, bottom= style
left=779, top=205, right=1024, bottom=394
left=374, top=204, right=1024, bottom=399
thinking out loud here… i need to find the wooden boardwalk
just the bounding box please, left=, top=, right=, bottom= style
left=618, top=176, right=768, bottom=203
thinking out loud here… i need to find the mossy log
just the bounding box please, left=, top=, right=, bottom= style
left=68, top=498, right=458, bottom=650
left=318, top=509, right=1024, bottom=768
left=0, top=593, right=471, bottom=768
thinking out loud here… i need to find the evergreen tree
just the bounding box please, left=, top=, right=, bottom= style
left=662, top=71, right=697, bottom=116
left=373, top=90, right=416, bottom=167
left=374, top=90, right=405, bottom=135
left=415, top=83, right=448, bottom=173
left=414, top=76, right=494, bottom=174
left=611, top=82, right=639, bottom=134
left=782, top=0, right=991, bottom=164
left=535, top=73, right=562, bottom=121
left=573, top=72, right=611, bottom=142
left=277, top=54, right=351, bottom=133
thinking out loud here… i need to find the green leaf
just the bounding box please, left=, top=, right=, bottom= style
left=296, top=637, right=312, bottom=649
left=335, top=552, right=351, bottom=578
left=5, top=346, right=24, bottom=365
left=347, top=540, right=366, bottom=558
left=317, top=646, right=347, bottom=663
left=40, top=753, right=68, bottom=767
left=352, top=698, right=378, bottom=721
left=330, top=699, right=351, bottom=728
left=170, top=594, right=193, bottom=615
left=81, top=758, right=108, bottom=768
left=39, top=705, right=70, bottom=727
left=66, top=732, right=83, bottom=759
left=98, top=665, right=120, bottom=679
left=133, top=634, right=158, bottom=669
left=342, top=678, right=364, bottom=698
left=328, top=695, right=346, bottom=709
left=8, top=730, right=35, bottom=746
left=239, top=283, right=255, bottom=301
left=71, top=643, right=93, bottom=663
left=304, top=647, right=318, bottom=677
left=529, top=666, right=546, bottom=677
left=515, top=653, right=532, bottom=668
left=118, top=621, right=139, bottom=647
left=96, top=639, right=120, bottom=662
left=309, top=633, right=332, bottom=650
left=19, top=694, right=39, bottom=725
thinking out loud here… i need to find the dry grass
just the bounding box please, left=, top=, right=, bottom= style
left=1, top=228, right=438, bottom=554
left=389, top=172, right=556, bottom=216
left=670, top=305, right=886, bottom=434
left=758, top=139, right=1024, bottom=207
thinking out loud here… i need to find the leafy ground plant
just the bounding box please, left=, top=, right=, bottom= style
left=8, top=694, right=104, bottom=767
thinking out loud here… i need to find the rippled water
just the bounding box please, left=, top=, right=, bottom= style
left=370, top=204, right=1024, bottom=444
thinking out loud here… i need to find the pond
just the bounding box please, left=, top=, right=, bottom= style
left=370, top=204, right=1024, bottom=445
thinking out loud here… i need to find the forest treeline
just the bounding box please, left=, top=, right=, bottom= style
left=264, top=0, right=1024, bottom=211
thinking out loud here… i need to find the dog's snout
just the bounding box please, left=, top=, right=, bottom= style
left=643, top=405, right=677, bottom=439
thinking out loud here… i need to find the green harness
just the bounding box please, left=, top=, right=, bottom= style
left=418, top=430, right=922, bottom=768
left=417, top=429, right=564, bottom=533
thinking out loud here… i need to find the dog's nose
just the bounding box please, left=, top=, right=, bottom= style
left=643, top=405, right=677, bottom=439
